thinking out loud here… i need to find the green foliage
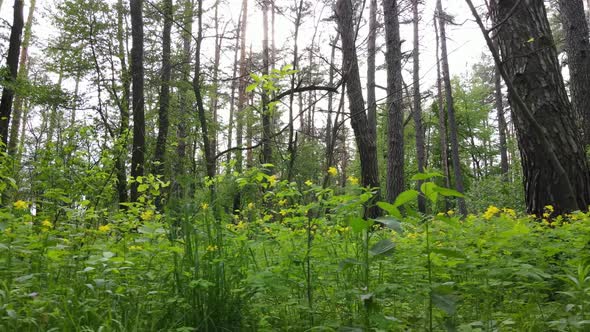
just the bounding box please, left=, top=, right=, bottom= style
left=1, top=170, right=590, bottom=331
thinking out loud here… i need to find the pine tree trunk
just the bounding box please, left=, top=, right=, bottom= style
left=367, top=0, right=377, bottom=139
left=8, top=0, right=35, bottom=157
left=154, top=0, right=172, bottom=179
left=493, top=0, right=590, bottom=215
left=336, top=0, right=380, bottom=218
left=130, top=0, right=145, bottom=202
left=557, top=0, right=590, bottom=146
left=235, top=0, right=249, bottom=173
left=0, top=0, right=24, bottom=150
left=383, top=0, right=405, bottom=203
left=210, top=1, right=221, bottom=162
left=227, top=11, right=241, bottom=167
left=412, top=0, right=426, bottom=212
left=494, top=52, right=510, bottom=180
left=434, top=16, right=451, bottom=202
left=436, top=0, right=467, bottom=216
left=116, top=0, right=130, bottom=204
left=287, top=0, right=304, bottom=181
left=261, top=0, right=272, bottom=165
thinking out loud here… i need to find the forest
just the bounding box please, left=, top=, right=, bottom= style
left=1, top=0, right=590, bottom=330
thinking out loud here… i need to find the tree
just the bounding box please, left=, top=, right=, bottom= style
left=383, top=0, right=404, bottom=204
left=130, top=0, right=146, bottom=202
left=154, top=0, right=172, bottom=182
left=367, top=0, right=377, bottom=139
left=0, top=0, right=24, bottom=150
left=411, top=0, right=426, bottom=212
left=8, top=0, right=36, bottom=157
left=557, top=0, right=590, bottom=146
left=335, top=0, right=380, bottom=217
left=436, top=0, right=467, bottom=216
left=464, top=0, right=590, bottom=216
left=235, top=0, right=249, bottom=173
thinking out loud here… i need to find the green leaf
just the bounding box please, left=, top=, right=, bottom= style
left=370, top=239, right=396, bottom=257
left=433, top=186, right=465, bottom=198
left=527, top=37, right=535, bottom=43
left=137, top=184, right=149, bottom=193
left=421, top=182, right=439, bottom=203
left=338, top=257, right=363, bottom=271
left=431, top=248, right=467, bottom=259
left=376, top=201, right=402, bottom=218
left=349, top=217, right=371, bottom=234
left=432, top=292, right=457, bottom=315
left=374, top=217, right=403, bottom=235
left=411, top=171, right=443, bottom=181
left=246, top=82, right=258, bottom=93
left=393, top=189, right=419, bottom=208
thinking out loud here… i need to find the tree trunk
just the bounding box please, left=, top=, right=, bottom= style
left=491, top=0, right=590, bottom=216
left=494, top=49, right=510, bottom=180
left=261, top=0, right=272, bottom=165
left=557, top=0, right=590, bottom=146
left=336, top=0, right=380, bottom=218
left=130, top=0, right=145, bottom=202
left=235, top=0, right=249, bottom=173
left=210, top=0, right=221, bottom=162
left=154, top=0, right=172, bottom=180
left=412, top=0, right=426, bottom=212
left=367, top=0, right=377, bottom=140
left=116, top=0, right=130, bottom=204
left=8, top=0, right=35, bottom=157
left=175, top=0, right=193, bottom=194
left=383, top=0, right=405, bottom=203
left=194, top=0, right=215, bottom=179
left=436, top=0, right=467, bottom=216
left=287, top=0, right=304, bottom=181
left=227, top=10, right=242, bottom=168
left=434, top=15, right=452, bottom=205
left=0, top=0, right=24, bottom=150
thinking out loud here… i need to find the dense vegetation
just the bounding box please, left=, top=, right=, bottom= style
left=2, top=169, right=590, bottom=331
left=1, top=0, right=590, bottom=330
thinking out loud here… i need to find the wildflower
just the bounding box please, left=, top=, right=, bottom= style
left=483, top=205, right=500, bottom=220
left=13, top=200, right=28, bottom=210
left=407, top=232, right=418, bottom=239
left=247, top=202, right=255, bottom=210
left=129, top=245, right=142, bottom=251
left=278, top=199, right=288, bottom=206
left=201, top=203, right=209, bottom=211
left=268, top=175, right=277, bottom=187
left=348, top=176, right=359, bottom=185
left=41, top=219, right=53, bottom=229
left=280, top=209, right=288, bottom=216
left=544, top=205, right=554, bottom=213
left=447, top=210, right=455, bottom=216
left=305, top=180, right=313, bottom=186
left=141, top=210, right=154, bottom=221
left=327, top=167, right=338, bottom=176
left=98, top=224, right=111, bottom=233
left=235, top=221, right=246, bottom=230
left=502, top=208, right=516, bottom=218
left=206, top=244, right=218, bottom=252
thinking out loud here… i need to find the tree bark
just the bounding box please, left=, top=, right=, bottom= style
left=383, top=0, right=405, bottom=204
left=336, top=0, right=380, bottom=218
left=154, top=0, right=172, bottom=180
left=116, top=0, right=130, bottom=204
left=227, top=10, right=242, bottom=168
left=261, top=0, right=272, bottom=165
left=0, top=0, right=24, bottom=150
left=491, top=0, right=590, bottom=216
left=8, top=0, right=35, bottom=157
left=436, top=0, right=467, bottom=216
left=235, top=0, right=249, bottom=173
left=494, top=50, right=510, bottom=180
left=367, top=0, right=377, bottom=140
left=287, top=0, right=304, bottom=181
left=412, top=0, right=426, bottom=212
left=130, top=0, right=145, bottom=202
left=557, top=0, right=590, bottom=146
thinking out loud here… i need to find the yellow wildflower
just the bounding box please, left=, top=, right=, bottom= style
left=41, top=219, right=53, bottom=229
left=98, top=224, right=111, bottom=233
left=502, top=208, right=516, bottom=218
left=348, top=176, right=359, bottom=185
left=327, top=167, right=338, bottom=176
left=141, top=210, right=154, bottom=221
left=13, top=200, right=28, bottom=210
left=305, top=180, right=313, bottom=186
left=247, top=202, right=255, bottom=210
left=201, top=203, right=209, bottom=210
left=278, top=199, right=288, bottom=206
left=407, top=232, right=418, bottom=239
left=129, top=245, right=142, bottom=251
left=206, top=244, right=218, bottom=252
left=280, top=209, right=288, bottom=216
left=235, top=221, right=246, bottom=230
left=483, top=205, right=500, bottom=220
left=268, top=175, right=277, bottom=187
left=447, top=210, right=455, bottom=216
left=544, top=205, right=554, bottom=213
